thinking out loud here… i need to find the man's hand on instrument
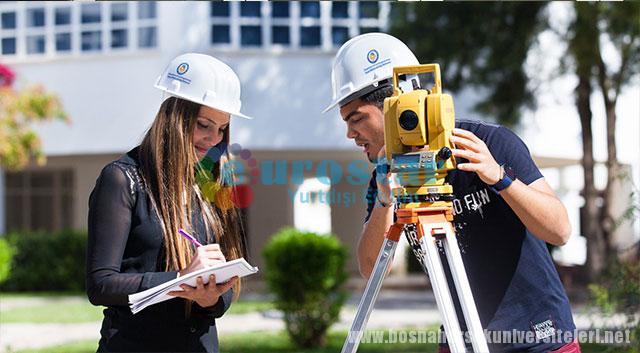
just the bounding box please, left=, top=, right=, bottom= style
left=450, top=128, right=502, bottom=185
left=375, top=145, right=398, bottom=206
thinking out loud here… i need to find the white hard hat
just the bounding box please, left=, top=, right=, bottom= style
left=323, top=33, right=419, bottom=113
left=155, top=53, right=252, bottom=119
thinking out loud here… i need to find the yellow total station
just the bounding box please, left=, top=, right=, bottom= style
left=382, top=64, right=457, bottom=208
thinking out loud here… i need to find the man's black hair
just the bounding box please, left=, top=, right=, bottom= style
left=360, top=84, right=394, bottom=110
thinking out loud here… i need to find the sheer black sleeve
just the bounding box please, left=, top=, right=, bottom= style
left=86, top=163, right=177, bottom=306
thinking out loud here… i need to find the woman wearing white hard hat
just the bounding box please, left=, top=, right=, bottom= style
left=86, top=53, right=251, bottom=352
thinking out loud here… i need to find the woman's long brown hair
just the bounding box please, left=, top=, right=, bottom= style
left=138, top=97, right=246, bottom=299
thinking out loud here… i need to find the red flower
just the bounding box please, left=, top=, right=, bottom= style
left=0, top=63, right=16, bottom=87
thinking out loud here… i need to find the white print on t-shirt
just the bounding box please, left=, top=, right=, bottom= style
left=532, top=319, right=556, bottom=340
left=452, top=188, right=492, bottom=219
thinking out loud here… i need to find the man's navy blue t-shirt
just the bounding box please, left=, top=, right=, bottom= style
left=364, top=120, right=576, bottom=352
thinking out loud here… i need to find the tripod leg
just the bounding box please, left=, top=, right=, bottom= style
left=438, top=222, right=490, bottom=353
left=418, top=222, right=468, bottom=353
left=404, top=224, right=429, bottom=274
left=341, top=224, right=403, bottom=353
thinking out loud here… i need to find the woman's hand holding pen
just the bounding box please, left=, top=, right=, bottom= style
left=169, top=243, right=236, bottom=308
left=178, top=244, right=226, bottom=277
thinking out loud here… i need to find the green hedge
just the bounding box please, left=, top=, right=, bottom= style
left=263, top=227, right=348, bottom=349
left=0, top=237, right=15, bottom=284
left=0, top=230, right=87, bottom=292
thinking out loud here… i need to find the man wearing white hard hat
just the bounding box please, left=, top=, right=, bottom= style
left=86, top=53, right=250, bottom=352
left=325, top=33, right=580, bottom=353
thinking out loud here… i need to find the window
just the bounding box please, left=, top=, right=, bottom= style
left=241, top=25, right=261, bottom=46
left=4, top=170, right=74, bottom=232
left=1, top=37, right=15, bottom=54
left=81, top=3, right=101, bottom=24
left=211, top=25, right=230, bottom=44
left=81, top=30, right=101, bottom=51
left=332, top=26, right=349, bottom=46
left=240, top=2, right=260, bottom=18
left=332, top=2, right=348, bottom=18
left=300, top=26, right=320, bottom=47
left=137, top=2, right=156, bottom=20
left=359, top=2, right=379, bottom=19
left=1, top=11, right=16, bottom=29
left=111, top=3, right=128, bottom=22
left=300, top=1, right=320, bottom=18
left=271, top=2, right=289, bottom=18
left=272, top=26, right=289, bottom=45
left=26, top=34, right=45, bottom=54
left=55, top=7, right=71, bottom=25
left=26, top=8, right=45, bottom=27
left=55, top=33, right=71, bottom=51
left=211, top=2, right=229, bottom=17
left=138, top=26, right=156, bottom=48
left=111, top=29, right=127, bottom=49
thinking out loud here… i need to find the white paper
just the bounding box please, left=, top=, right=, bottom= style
left=128, top=258, right=258, bottom=314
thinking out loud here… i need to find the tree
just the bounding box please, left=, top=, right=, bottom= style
left=390, top=2, right=639, bottom=280
left=560, top=2, right=638, bottom=278
left=0, top=63, right=68, bottom=171
left=391, top=2, right=547, bottom=128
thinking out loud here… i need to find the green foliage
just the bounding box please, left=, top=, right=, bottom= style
left=390, top=2, right=547, bottom=127
left=0, top=65, right=69, bottom=171
left=613, top=167, right=640, bottom=231
left=262, top=227, right=348, bottom=348
left=1, top=230, right=87, bottom=292
left=589, top=261, right=640, bottom=352
left=0, top=236, right=15, bottom=283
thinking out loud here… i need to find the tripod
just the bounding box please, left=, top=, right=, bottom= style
left=341, top=163, right=490, bottom=353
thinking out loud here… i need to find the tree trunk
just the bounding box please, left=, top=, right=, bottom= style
left=597, top=52, right=622, bottom=264
left=602, top=98, right=619, bottom=263
left=576, top=74, right=607, bottom=281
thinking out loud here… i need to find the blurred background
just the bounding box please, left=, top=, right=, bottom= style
left=0, top=1, right=638, bottom=352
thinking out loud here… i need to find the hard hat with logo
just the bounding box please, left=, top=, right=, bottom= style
left=323, top=33, right=419, bottom=113
left=155, top=52, right=252, bottom=119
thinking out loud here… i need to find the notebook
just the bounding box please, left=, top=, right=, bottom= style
left=128, top=258, right=258, bottom=314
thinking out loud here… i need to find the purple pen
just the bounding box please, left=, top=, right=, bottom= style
left=178, top=229, right=203, bottom=247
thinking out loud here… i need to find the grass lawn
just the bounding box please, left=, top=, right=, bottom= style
left=12, top=331, right=618, bottom=353
left=15, top=340, right=98, bottom=353
left=0, top=301, right=105, bottom=323
left=227, top=299, right=275, bottom=315
left=0, top=293, right=273, bottom=323
left=0, top=292, right=85, bottom=298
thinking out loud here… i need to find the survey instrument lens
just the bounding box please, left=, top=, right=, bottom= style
left=399, top=110, right=419, bottom=131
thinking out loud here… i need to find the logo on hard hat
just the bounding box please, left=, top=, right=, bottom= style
left=367, top=50, right=379, bottom=64
left=177, top=63, right=190, bottom=75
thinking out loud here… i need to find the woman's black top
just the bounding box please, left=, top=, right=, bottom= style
left=86, top=147, right=232, bottom=353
